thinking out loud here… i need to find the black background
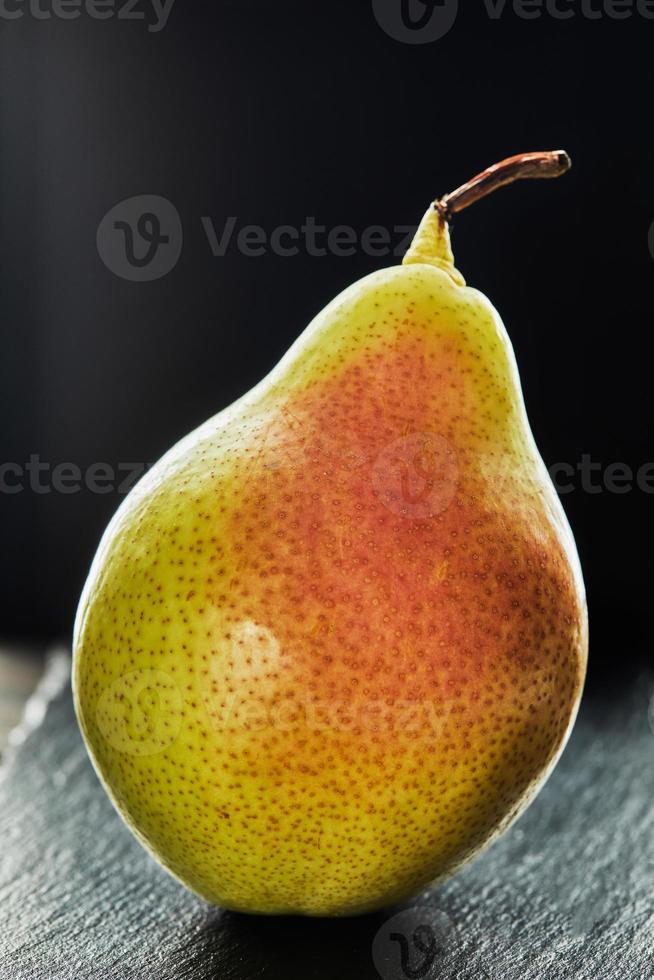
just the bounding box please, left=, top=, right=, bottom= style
left=1, top=0, right=652, bottom=689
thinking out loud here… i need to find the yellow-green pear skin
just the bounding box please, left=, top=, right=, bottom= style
left=73, top=207, right=587, bottom=917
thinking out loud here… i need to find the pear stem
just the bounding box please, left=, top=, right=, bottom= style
left=435, top=150, right=571, bottom=223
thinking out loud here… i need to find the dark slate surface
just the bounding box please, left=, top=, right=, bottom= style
left=1, top=654, right=653, bottom=980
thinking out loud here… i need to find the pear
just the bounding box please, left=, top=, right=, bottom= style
left=74, top=152, right=587, bottom=917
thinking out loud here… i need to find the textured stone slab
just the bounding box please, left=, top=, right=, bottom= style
left=1, top=655, right=652, bottom=980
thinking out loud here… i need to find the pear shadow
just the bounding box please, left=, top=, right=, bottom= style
left=173, top=891, right=463, bottom=980
left=184, top=905, right=390, bottom=980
